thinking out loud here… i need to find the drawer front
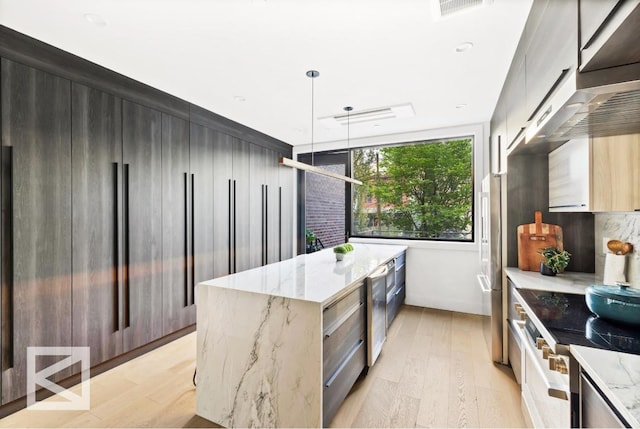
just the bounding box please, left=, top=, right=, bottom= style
left=581, top=373, right=626, bottom=428
left=507, top=320, right=523, bottom=385
left=323, top=283, right=365, bottom=333
left=387, top=285, right=403, bottom=327
left=395, top=252, right=406, bottom=268
left=323, top=302, right=365, bottom=380
left=396, top=264, right=406, bottom=288
left=323, top=339, right=366, bottom=427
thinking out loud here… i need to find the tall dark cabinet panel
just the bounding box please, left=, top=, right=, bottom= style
left=161, top=114, right=195, bottom=335
left=189, top=124, right=215, bottom=286
left=233, top=139, right=251, bottom=273
left=212, top=131, right=233, bottom=278
left=122, top=100, right=163, bottom=352
left=249, top=144, right=267, bottom=269
left=1, top=59, right=73, bottom=404
left=71, top=83, right=124, bottom=366
left=279, top=154, right=294, bottom=261
left=266, top=149, right=281, bottom=264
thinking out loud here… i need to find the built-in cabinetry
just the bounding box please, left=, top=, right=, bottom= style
left=1, top=59, right=73, bottom=404
left=549, top=135, right=640, bottom=212
left=579, top=0, right=640, bottom=72
left=579, top=372, right=626, bottom=428
left=492, top=0, right=578, bottom=155
left=322, top=284, right=367, bottom=427
left=387, top=252, right=406, bottom=327
left=0, top=27, right=293, bottom=409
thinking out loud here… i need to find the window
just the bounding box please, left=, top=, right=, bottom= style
left=351, top=137, right=473, bottom=241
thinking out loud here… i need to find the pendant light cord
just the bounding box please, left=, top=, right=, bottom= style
left=311, top=75, right=315, bottom=166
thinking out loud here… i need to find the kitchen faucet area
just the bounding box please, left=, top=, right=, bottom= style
left=0, top=0, right=640, bottom=427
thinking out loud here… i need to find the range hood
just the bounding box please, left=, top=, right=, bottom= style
left=518, top=1, right=640, bottom=154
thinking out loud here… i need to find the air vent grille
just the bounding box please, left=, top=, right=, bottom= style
left=560, top=89, right=640, bottom=139
left=318, top=104, right=415, bottom=128
left=439, top=0, right=485, bottom=17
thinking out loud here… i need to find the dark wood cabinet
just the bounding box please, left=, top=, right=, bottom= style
left=189, top=123, right=215, bottom=286
left=233, top=139, right=251, bottom=273
left=0, top=25, right=294, bottom=413
left=212, top=131, right=234, bottom=278
left=1, top=59, right=73, bottom=404
left=265, top=149, right=280, bottom=264
left=122, top=100, right=163, bottom=352
left=249, top=144, right=267, bottom=268
left=279, top=153, right=294, bottom=261
left=162, top=114, right=195, bottom=334
left=71, top=83, right=124, bottom=366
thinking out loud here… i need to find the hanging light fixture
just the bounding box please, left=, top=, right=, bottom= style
left=279, top=70, right=362, bottom=185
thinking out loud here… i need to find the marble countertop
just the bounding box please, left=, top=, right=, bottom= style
left=571, top=345, right=640, bottom=427
left=505, top=267, right=598, bottom=295
left=198, top=243, right=407, bottom=305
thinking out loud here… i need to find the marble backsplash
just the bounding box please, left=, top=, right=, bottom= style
left=594, top=213, right=640, bottom=287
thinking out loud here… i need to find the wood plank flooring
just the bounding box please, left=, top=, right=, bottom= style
left=0, top=306, right=526, bottom=428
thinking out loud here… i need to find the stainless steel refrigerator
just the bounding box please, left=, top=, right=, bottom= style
left=478, top=166, right=506, bottom=364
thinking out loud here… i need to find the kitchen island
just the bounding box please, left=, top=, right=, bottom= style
left=195, top=243, right=407, bottom=428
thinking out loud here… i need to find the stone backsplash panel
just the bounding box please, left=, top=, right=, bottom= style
left=595, top=213, right=640, bottom=287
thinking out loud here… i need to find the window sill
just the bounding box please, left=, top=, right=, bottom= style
left=349, top=237, right=478, bottom=252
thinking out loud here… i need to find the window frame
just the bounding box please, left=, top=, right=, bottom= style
left=349, top=135, right=475, bottom=243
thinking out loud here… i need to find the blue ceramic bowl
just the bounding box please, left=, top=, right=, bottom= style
left=585, top=285, right=640, bottom=326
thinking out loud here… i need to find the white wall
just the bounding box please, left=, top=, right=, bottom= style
left=293, top=122, right=491, bottom=316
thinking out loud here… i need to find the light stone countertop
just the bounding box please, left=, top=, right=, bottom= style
left=571, top=345, right=640, bottom=427
left=198, top=243, right=407, bottom=305
left=505, top=267, right=598, bottom=295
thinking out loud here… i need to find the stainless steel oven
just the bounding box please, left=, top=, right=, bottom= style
left=512, top=288, right=571, bottom=428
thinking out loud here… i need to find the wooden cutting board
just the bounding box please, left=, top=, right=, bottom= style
left=517, top=211, right=564, bottom=271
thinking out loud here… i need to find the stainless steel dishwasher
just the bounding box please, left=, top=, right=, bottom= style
left=367, top=264, right=388, bottom=366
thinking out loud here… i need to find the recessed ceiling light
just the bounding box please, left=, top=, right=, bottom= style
left=84, top=13, right=107, bottom=27
left=233, top=95, right=246, bottom=102
left=455, top=104, right=467, bottom=109
left=455, top=42, right=474, bottom=53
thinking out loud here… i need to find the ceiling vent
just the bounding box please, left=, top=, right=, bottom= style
left=435, top=0, right=491, bottom=19
left=319, top=104, right=415, bottom=129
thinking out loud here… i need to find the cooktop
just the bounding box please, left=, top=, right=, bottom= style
left=518, top=288, right=640, bottom=355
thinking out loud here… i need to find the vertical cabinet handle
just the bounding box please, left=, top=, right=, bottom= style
left=262, top=185, right=269, bottom=265
left=278, top=186, right=282, bottom=262
left=190, top=173, right=195, bottom=305
left=228, top=179, right=232, bottom=275
left=261, top=184, right=266, bottom=266
left=233, top=179, right=237, bottom=273
left=123, top=163, right=131, bottom=328
left=183, top=172, right=189, bottom=307
left=113, top=162, right=120, bottom=332
left=2, top=146, right=14, bottom=369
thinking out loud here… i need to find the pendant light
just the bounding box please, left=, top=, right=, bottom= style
left=279, top=70, right=362, bottom=185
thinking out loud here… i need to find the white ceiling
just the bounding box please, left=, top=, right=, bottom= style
left=0, top=0, right=532, bottom=146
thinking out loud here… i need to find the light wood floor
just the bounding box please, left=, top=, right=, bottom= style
left=0, top=306, right=526, bottom=428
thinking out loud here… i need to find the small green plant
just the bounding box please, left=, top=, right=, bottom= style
left=333, top=243, right=354, bottom=254
left=305, top=228, right=316, bottom=244
left=538, top=246, right=571, bottom=273
left=333, top=245, right=348, bottom=254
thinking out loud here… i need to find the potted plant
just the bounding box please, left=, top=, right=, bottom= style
left=538, top=246, right=571, bottom=276
left=333, top=243, right=354, bottom=261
